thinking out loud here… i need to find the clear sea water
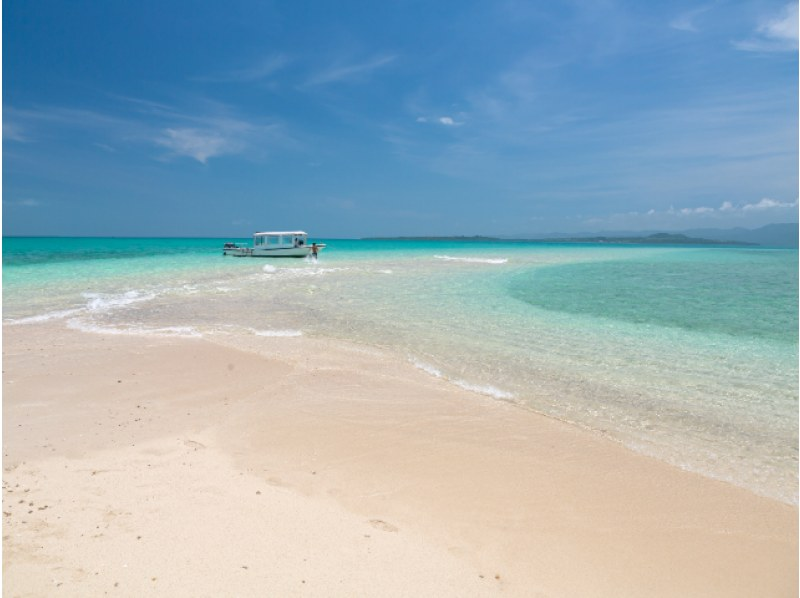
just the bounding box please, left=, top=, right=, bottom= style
left=3, top=237, right=798, bottom=504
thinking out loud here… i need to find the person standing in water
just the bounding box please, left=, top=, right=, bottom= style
left=310, top=242, right=319, bottom=261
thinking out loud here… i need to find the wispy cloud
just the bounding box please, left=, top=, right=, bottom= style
left=3, top=119, right=31, bottom=142
left=6, top=98, right=295, bottom=164
left=4, top=198, right=43, bottom=208
left=416, top=115, right=465, bottom=127
left=5, top=106, right=135, bottom=139
left=155, top=128, right=239, bottom=164
left=669, top=6, right=712, bottom=33
left=153, top=114, right=294, bottom=163
left=303, top=54, right=397, bottom=87
left=734, top=3, right=798, bottom=52
left=193, top=54, right=291, bottom=83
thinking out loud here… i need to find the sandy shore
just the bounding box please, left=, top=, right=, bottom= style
left=2, top=323, right=797, bottom=597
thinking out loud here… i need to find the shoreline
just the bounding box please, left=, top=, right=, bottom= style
left=3, top=323, right=797, bottom=596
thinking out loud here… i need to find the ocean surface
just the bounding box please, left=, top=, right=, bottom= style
left=3, top=237, right=798, bottom=504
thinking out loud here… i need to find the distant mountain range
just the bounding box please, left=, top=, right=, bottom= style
left=366, top=223, right=799, bottom=247
left=509, top=223, right=798, bottom=248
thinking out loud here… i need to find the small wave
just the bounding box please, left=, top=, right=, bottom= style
left=434, top=255, right=508, bottom=264
left=262, top=264, right=278, bottom=273
left=410, top=357, right=443, bottom=378
left=453, top=380, right=514, bottom=400
left=252, top=328, right=303, bottom=337
left=272, top=266, right=349, bottom=278
left=67, top=318, right=202, bottom=338
left=409, top=357, right=514, bottom=400
left=83, top=290, right=156, bottom=311
left=5, top=308, right=84, bottom=326
left=6, top=290, right=160, bottom=328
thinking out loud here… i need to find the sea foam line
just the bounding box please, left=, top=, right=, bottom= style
left=5, top=289, right=158, bottom=326
left=250, top=327, right=303, bottom=337
left=83, top=290, right=157, bottom=311
left=5, top=308, right=85, bottom=326
left=66, top=318, right=202, bottom=338
left=409, top=357, right=514, bottom=400
left=434, top=255, right=508, bottom=264
left=261, top=264, right=350, bottom=277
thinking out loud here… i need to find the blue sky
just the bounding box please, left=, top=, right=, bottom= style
left=3, top=0, right=798, bottom=237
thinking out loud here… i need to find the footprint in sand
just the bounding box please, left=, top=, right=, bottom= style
left=369, top=519, right=398, bottom=532
left=183, top=440, right=206, bottom=450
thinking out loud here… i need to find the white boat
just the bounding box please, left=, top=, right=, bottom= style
left=223, top=231, right=326, bottom=258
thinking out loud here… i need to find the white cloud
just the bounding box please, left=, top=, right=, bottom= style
left=585, top=197, right=798, bottom=231
left=679, top=206, right=714, bottom=215
left=152, top=114, right=291, bottom=164
left=734, top=3, right=798, bottom=52
left=156, top=128, right=236, bottom=164
left=667, top=198, right=798, bottom=217
left=414, top=115, right=463, bottom=126
left=741, top=197, right=799, bottom=211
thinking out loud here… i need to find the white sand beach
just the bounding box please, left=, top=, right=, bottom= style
left=2, top=323, right=797, bottom=597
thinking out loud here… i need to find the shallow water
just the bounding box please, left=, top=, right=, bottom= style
left=4, top=237, right=797, bottom=503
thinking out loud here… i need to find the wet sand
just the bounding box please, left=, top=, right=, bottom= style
left=2, top=323, right=797, bottom=597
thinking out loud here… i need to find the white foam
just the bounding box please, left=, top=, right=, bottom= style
left=453, top=380, right=515, bottom=400
left=410, top=357, right=443, bottom=378
left=83, top=290, right=156, bottom=312
left=434, top=255, right=508, bottom=264
left=409, top=357, right=514, bottom=400
left=67, top=318, right=202, bottom=338
left=276, top=266, right=349, bottom=278
left=252, top=328, right=303, bottom=337
left=262, top=264, right=278, bottom=273
left=5, top=290, right=158, bottom=327
left=5, top=308, right=84, bottom=325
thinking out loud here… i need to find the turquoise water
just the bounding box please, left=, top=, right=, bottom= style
left=3, top=237, right=798, bottom=503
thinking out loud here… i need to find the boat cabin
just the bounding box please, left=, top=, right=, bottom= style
left=253, top=231, right=308, bottom=249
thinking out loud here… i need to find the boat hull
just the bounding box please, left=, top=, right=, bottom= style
left=223, top=245, right=325, bottom=258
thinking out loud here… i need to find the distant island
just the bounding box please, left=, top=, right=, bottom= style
left=364, top=223, right=798, bottom=247
left=364, top=233, right=757, bottom=246
left=531, top=233, right=758, bottom=245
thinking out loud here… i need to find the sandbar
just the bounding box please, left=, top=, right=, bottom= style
left=2, top=323, right=797, bottom=597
